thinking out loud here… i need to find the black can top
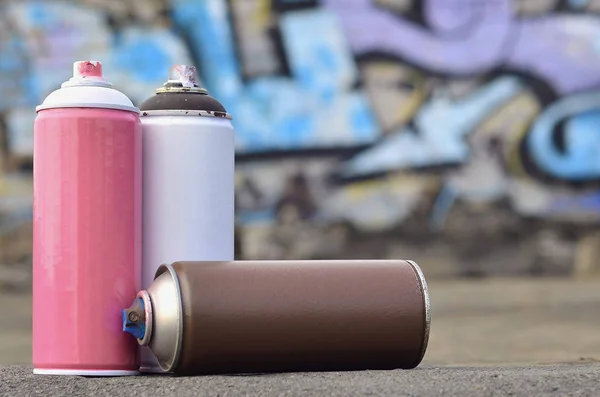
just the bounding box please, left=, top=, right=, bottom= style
left=139, top=65, right=230, bottom=119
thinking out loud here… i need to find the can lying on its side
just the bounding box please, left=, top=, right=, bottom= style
left=122, top=260, right=430, bottom=375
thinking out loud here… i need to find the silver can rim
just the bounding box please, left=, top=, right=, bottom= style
left=154, top=263, right=185, bottom=373
left=140, top=109, right=233, bottom=119
left=136, top=290, right=154, bottom=347
left=406, top=260, right=431, bottom=368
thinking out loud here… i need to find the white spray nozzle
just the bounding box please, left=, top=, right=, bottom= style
left=168, top=65, right=198, bottom=88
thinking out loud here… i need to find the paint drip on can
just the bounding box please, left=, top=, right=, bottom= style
left=122, top=260, right=430, bottom=375
left=137, top=65, right=235, bottom=373
left=33, top=61, right=142, bottom=376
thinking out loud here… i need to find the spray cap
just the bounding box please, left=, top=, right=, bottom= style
left=139, top=64, right=231, bottom=119
left=61, top=61, right=113, bottom=88
left=36, top=60, right=139, bottom=113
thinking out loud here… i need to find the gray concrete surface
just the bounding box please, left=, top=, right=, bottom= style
left=2, top=363, right=600, bottom=396
left=2, top=277, right=600, bottom=395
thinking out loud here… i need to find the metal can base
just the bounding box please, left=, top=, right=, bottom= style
left=33, top=368, right=140, bottom=377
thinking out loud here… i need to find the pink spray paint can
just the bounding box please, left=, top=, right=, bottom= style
left=33, top=61, right=142, bottom=376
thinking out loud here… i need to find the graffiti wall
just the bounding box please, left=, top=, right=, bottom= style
left=2, top=0, right=600, bottom=276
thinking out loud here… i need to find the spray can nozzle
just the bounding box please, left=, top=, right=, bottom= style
left=61, top=61, right=113, bottom=88
left=75, top=61, right=103, bottom=78
left=122, top=297, right=146, bottom=340
left=168, top=65, right=198, bottom=88
left=156, top=64, right=207, bottom=94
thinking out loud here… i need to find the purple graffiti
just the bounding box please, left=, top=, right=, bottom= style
left=323, top=0, right=600, bottom=94
left=322, top=0, right=513, bottom=74
left=507, top=16, right=600, bottom=94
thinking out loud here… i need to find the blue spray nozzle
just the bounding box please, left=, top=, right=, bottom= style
left=122, top=297, right=146, bottom=340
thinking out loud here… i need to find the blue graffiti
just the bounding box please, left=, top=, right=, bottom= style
left=341, top=76, right=523, bottom=177
left=171, top=0, right=379, bottom=152
left=171, top=0, right=243, bottom=101
left=27, top=2, right=60, bottom=29
left=4, top=1, right=117, bottom=100
left=0, top=36, right=37, bottom=109
left=550, top=190, right=600, bottom=213
left=112, top=37, right=171, bottom=83
left=527, top=92, right=600, bottom=180
left=429, top=184, right=458, bottom=231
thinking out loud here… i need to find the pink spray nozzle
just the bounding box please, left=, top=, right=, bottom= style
left=61, top=60, right=112, bottom=88
left=75, top=61, right=103, bottom=78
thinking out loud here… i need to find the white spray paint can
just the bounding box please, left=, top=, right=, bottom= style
left=137, top=65, right=235, bottom=373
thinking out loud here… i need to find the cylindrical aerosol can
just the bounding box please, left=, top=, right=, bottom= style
left=137, top=65, right=235, bottom=372
left=122, top=260, right=430, bottom=375
left=33, top=61, right=142, bottom=376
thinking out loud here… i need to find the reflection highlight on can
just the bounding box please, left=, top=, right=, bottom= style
left=123, top=260, right=430, bottom=375
left=137, top=65, right=235, bottom=373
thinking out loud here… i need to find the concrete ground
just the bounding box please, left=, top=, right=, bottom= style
left=2, top=277, right=600, bottom=395
left=2, top=363, right=600, bottom=397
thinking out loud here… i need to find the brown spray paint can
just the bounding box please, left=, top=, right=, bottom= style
left=122, top=260, right=431, bottom=375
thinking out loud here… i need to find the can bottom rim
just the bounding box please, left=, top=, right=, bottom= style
left=406, top=260, right=431, bottom=368
left=139, top=365, right=169, bottom=374
left=33, top=368, right=140, bottom=377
